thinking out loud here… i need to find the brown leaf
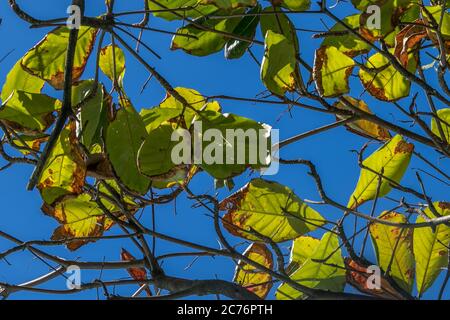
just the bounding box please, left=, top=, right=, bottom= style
left=121, top=248, right=152, bottom=296
left=394, top=21, right=427, bottom=67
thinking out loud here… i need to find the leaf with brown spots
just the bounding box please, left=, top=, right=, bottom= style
left=233, top=243, right=273, bottom=299
left=21, top=26, right=97, bottom=89
left=348, top=135, right=413, bottom=209
left=335, top=96, right=391, bottom=141
left=394, top=21, right=427, bottom=67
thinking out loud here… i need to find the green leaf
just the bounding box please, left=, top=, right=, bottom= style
left=195, top=110, right=271, bottom=178
left=10, top=133, right=48, bottom=156
left=38, top=124, right=86, bottom=205
left=224, top=5, right=261, bottom=59
left=105, top=100, right=150, bottom=194
left=322, top=14, right=372, bottom=57
left=280, top=0, right=311, bottom=11
left=220, top=178, right=325, bottom=242
left=42, top=193, right=118, bottom=251
left=0, top=91, right=61, bottom=133
left=201, top=0, right=256, bottom=9
left=147, top=0, right=217, bottom=21
left=313, top=46, right=356, bottom=98
left=233, top=243, right=273, bottom=299
left=347, top=135, right=414, bottom=209
left=276, top=232, right=346, bottom=300
left=359, top=50, right=417, bottom=101
left=1, top=60, right=44, bottom=103
left=99, top=44, right=126, bottom=85
left=431, top=109, right=450, bottom=142
left=414, top=202, right=450, bottom=296
left=21, top=26, right=97, bottom=89
left=286, top=236, right=321, bottom=274
left=261, top=30, right=300, bottom=96
left=260, top=6, right=298, bottom=47
left=369, top=212, right=414, bottom=293
left=171, top=10, right=244, bottom=56
left=72, top=80, right=106, bottom=149
left=137, top=124, right=180, bottom=177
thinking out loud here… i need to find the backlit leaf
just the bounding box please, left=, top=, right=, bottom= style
left=1, top=60, right=44, bottom=102
left=431, top=108, right=450, bottom=142
left=99, top=44, right=126, bottom=85
left=147, top=0, right=217, bottom=21
left=220, top=178, right=325, bottom=242
left=348, top=135, right=414, bottom=209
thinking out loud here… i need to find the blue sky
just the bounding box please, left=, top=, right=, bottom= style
left=0, top=0, right=448, bottom=300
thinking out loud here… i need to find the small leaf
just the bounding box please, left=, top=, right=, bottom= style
left=348, top=135, right=414, bottom=209
left=224, top=5, right=261, bottom=59
left=99, top=44, right=126, bottom=85
left=279, top=0, right=310, bottom=11
left=121, top=248, right=152, bottom=296
left=105, top=99, right=150, bottom=194
left=233, top=243, right=273, bottom=299
left=431, top=108, right=450, bottom=142
left=414, top=202, right=450, bottom=296
left=220, top=178, right=325, bottom=242
left=369, top=212, right=414, bottom=293
left=276, top=232, right=345, bottom=300
left=21, top=26, right=97, bottom=89
left=10, top=133, right=48, bottom=156
left=147, top=0, right=217, bottom=21
left=0, top=91, right=61, bottom=133
left=313, top=46, right=356, bottom=98
left=335, top=96, right=391, bottom=140
left=38, top=123, right=86, bottom=204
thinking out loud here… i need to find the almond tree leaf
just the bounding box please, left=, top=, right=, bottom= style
left=335, top=96, right=391, bottom=140
left=21, top=26, right=97, bottom=90
left=10, top=133, right=48, bottom=156
left=171, top=10, right=244, bottom=56
left=72, top=80, right=107, bottom=150
left=313, top=46, right=356, bottom=98
left=276, top=232, right=345, bottom=300
left=99, top=44, right=126, bottom=85
left=260, top=6, right=299, bottom=47
left=321, top=14, right=372, bottom=57
left=347, top=135, right=414, bottom=209
left=345, top=258, right=409, bottom=299
left=261, top=30, right=299, bottom=96
left=431, top=108, right=450, bottom=142
left=393, top=21, right=427, bottom=67
left=359, top=49, right=417, bottom=102
left=422, top=5, right=450, bottom=44
left=41, top=193, right=118, bottom=251
left=414, top=202, right=450, bottom=296
left=1, top=60, right=44, bottom=102
left=147, top=0, right=217, bottom=21
left=233, top=243, right=273, bottom=299
left=105, top=100, right=150, bottom=195
left=196, top=110, right=271, bottom=179
left=369, top=212, right=414, bottom=293
left=278, top=0, right=311, bottom=11
left=286, top=236, right=320, bottom=275
left=0, top=91, right=61, bottom=133
left=224, top=5, right=261, bottom=59
left=121, top=248, right=152, bottom=296
left=201, top=0, right=256, bottom=9
left=38, top=123, right=86, bottom=205
left=220, top=178, right=325, bottom=242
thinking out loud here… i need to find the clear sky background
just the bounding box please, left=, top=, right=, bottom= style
left=0, top=0, right=448, bottom=300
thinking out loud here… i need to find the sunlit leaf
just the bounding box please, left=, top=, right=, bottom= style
left=10, top=133, right=48, bottom=156
left=431, top=108, right=450, bottom=142
left=121, top=248, right=152, bottom=296
left=99, top=44, right=126, bottom=85
left=276, top=232, right=345, bottom=300
left=38, top=124, right=86, bottom=205
left=414, top=202, right=450, bottom=296
left=348, top=135, right=414, bottom=209
left=147, top=0, right=217, bottom=21
left=278, top=0, right=310, bottom=11
left=359, top=50, right=417, bottom=102
left=369, top=212, right=414, bottom=293
left=1, top=60, right=44, bottom=102
left=21, top=26, right=97, bottom=89
left=233, top=243, right=273, bottom=299
left=393, top=22, right=426, bottom=67
left=335, top=96, right=391, bottom=140
left=201, top=0, right=256, bottom=9
left=313, top=46, right=356, bottom=98
left=220, top=178, right=325, bottom=242
left=0, top=91, right=61, bottom=133
left=286, top=236, right=320, bottom=275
